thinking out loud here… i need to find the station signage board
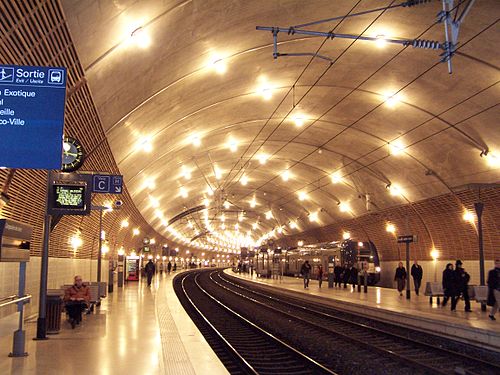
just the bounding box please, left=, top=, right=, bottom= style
left=0, top=219, right=32, bottom=262
left=92, top=174, right=123, bottom=194
left=0, top=64, right=67, bottom=170
left=47, top=171, right=92, bottom=215
left=397, top=235, right=417, bottom=244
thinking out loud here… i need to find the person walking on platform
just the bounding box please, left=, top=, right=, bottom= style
left=394, top=262, right=407, bottom=296
left=451, top=260, right=471, bottom=312
left=487, top=259, right=500, bottom=321
left=317, top=265, right=324, bottom=288
left=334, top=263, right=343, bottom=287
left=173, top=262, right=177, bottom=271
left=145, top=259, right=156, bottom=287
left=167, top=261, right=172, bottom=274
left=343, top=263, right=350, bottom=289
left=441, top=263, right=454, bottom=307
left=411, top=260, right=423, bottom=296
left=300, top=260, right=312, bottom=289
left=349, top=264, right=358, bottom=290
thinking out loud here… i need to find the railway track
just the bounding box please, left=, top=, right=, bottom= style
left=174, top=270, right=337, bottom=375
left=214, top=270, right=500, bottom=375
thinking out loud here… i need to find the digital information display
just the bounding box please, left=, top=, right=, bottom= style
left=0, top=64, right=67, bottom=169
left=52, top=185, right=85, bottom=210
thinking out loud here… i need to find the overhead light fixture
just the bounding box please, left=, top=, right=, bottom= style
left=375, top=34, right=387, bottom=48
left=462, top=211, right=475, bottom=223
left=257, top=153, right=269, bottom=165
left=252, top=222, right=258, bottom=230
left=181, top=166, right=191, bottom=180
left=227, top=138, right=238, bottom=152
left=180, top=187, right=188, bottom=198
left=137, top=135, right=153, bottom=152
left=330, top=172, right=342, bottom=184
left=281, top=170, right=290, bottom=181
left=388, top=140, right=405, bottom=156
left=297, top=240, right=304, bottom=247
left=149, top=196, right=160, bottom=208
left=383, top=90, right=404, bottom=108
left=386, top=183, right=403, bottom=197
left=143, top=177, right=156, bottom=190
left=430, top=248, right=440, bottom=260
left=249, top=197, right=257, bottom=208
left=342, top=231, right=350, bottom=240
left=121, top=219, right=130, bottom=228
left=223, top=200, right=231, bottom=209
left=220, top=214, right=226, bottom=222
left=386, top=223, right=396, bottom=233
left=291, top=113, right=306, bottom=127
left=203, top=198, right=210, bottom=207
left=155, top=209, right=163, bottom=219
left=480, top=150, right=499, bottom=168
left=338, top=202, right=350, bottom=212
left=265, top=210, right=273, bottom=220
left=129, top=26, right=151, bottom=49
left=209, top=54, right=227, bottom=74
left=214, top=166, right=222, bottom=180
left=309, top=211, right=319, bottom=222
left=290, top=221, right=298, bottom=229
left=206, top=186, right=214, bottom=196
left=240, top=175, right=248, bottom=186
left=298, top=191, right=307, bottom=201
left=133, top=228, right=140, bottom=236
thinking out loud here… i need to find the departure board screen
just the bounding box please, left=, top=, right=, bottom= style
left=52, top=185, right=85, bottom=209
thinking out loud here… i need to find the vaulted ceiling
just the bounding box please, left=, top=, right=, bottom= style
left=61, top=0, right=499, bottom=253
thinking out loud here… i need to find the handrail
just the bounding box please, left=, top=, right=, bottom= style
left=0, top=295, right=18, bottom=303
left=0, top=295, right=31, bottom=309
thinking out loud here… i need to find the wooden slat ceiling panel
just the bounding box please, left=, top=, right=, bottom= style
left=0, top=0, right=175, bottom=259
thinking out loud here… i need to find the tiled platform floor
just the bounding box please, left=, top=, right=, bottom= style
left=0, top=271, right=228, bottom=375
left=227, top=270, right=500, bottom=351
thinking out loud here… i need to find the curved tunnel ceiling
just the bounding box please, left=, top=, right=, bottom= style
left=62, top=0, right=500, bottom=253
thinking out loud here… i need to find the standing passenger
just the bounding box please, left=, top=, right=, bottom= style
left=441, top=263, right=454, bottom=307
left=334, top=263, right=343, bottom=287
left=342, top=264, right=350, bottom=289
left=300, top=260, right=312, bottom=289
left=349, top=264, right=358, bottom=290
left=145, top=259, right=156, bottom=287
left=167, top=261, right=172, bottom=274
left=487, top=259, right=500, bottom=321
left=451, top=260, right=471, bottom=312
left=411, top=260, right=423, bottom=296
left=317, top=265, right=324, bottom=288
left=394, top=262, right=407, bottom=296
left=173, top=262, right=177, bottom=272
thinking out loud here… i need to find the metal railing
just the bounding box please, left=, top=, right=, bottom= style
left=0, top=295, right=32, bottom=309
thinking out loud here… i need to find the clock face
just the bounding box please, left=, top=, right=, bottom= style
left=61, top=137, right=85, bottom=172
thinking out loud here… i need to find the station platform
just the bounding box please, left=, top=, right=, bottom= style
left=0, top=272, right=228, bottom=375
left=226, top=270, right=500, bottom=352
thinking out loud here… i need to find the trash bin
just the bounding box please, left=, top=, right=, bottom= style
left=46, top=292, right=63, bottom=334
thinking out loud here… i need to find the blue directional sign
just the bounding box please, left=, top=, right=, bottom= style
left=92, top=174, right=123, bottom=194
left=0, top=64, right=67, bottom=170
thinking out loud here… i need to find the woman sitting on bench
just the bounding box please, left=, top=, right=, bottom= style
left=64, top=276, right=91, bottom=329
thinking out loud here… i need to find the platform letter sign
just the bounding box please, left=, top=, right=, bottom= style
left=0, top=64, right=67, bottom=169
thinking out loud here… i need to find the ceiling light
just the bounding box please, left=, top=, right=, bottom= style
left=342, top=232, right=350, bottom=240
left=291, top=114, right=306, bottom=127
left=297, top=240, right=304, bottom=247
left=252, top=222, right=258, bottom=230
left=281, top=170, right=290, bottom=181
left=309, top=211, right=319, bottom=222
left=137, top=135, right=153, bottom=152
left=220, top=214, right=225, bottom=222
left=209, top=55, right=227, bottom=74
left=214, top=166, right=222, bottom=180
left=383, top=91, right=404, bottom=108
left=265, top=210, right=273, bottom=220
left=240, top=175, right=248, bottom=186
left=249, top=197, right=257, bottom=208
left=133, top=228, right=140, bottom=236
left=121, top=219, right=130, bottom=228
left=463, top=211, right=475, bottom=223
left=388, top=140, right=405, bottom=156
left=330, top=172, right=342, bottom=184
left=130, top=26, right=151, bottom=49
left=234, top=223, right=239, bottom=230
left=181, top=166, right=191, bottom=180
left=203, top=198, right=210, bottom=207
left=290, top=221, right=298, bottom=229
left=223, top=200, right=231, bottom=209
left=257, top=153, right=269, bottom=164
left=149, top=196, right=160, bottom=208
left=481, top=150, right=500, bottom=168
left=339, top=202, right=350, bottom=212
left=206, top=187, right=214, bottom=196
left=143, top=177, right=156, bottom=190
left=221, top=223, right=226, bottom=230
left=180, top=187, right=188, bottom=198
left=155, top=209, right=164, bottom=219
left=188, top=220, right=193, bottom=228
left=387, top=183, right=403, bottom=197
left=227, top=138, right=238, bottom=152
left=375, top=34, right=387, bottom=48
left=386, top=223, right=396, bottom=233
left=298, top=191, right=307, bottom=201
left=430, top=248, right=440, bottom=260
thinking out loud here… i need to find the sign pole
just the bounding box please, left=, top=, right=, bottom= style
left=406, top=241, right=411, bottom=300
left=36, top=183, right=51, bottom=340
left=97, top=208, right=103, bottom=283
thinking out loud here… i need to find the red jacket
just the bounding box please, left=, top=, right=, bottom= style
left=64, top=284, right=91, bottom=303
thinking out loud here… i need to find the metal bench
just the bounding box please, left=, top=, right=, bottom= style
left=424, top=282, right=444, bottom=305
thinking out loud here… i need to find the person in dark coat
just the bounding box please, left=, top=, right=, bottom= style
left=487, top=259, right=500, bottom=321
left=342, top=263, right=350, bottom=289
left=394, top=262, right=407, bottom=296
left=334, top=263, right=343, bottom=287
left=173, top=262, right=177, bottom=271
left=349, top=264, right=358, bottom=289
left=411, top=260, right=423, bottom=296
left=300, top=260, right=312, bottom=289
left=441, top=263, right=455, bottom=307
left=145, top=259, right=156, bottom=286
left=317, top=265, right=324, bottom=288
left=451, top=260, right=471, bottom=312
left=167, top=261, right=172, bottom=274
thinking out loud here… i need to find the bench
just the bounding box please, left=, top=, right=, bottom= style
left=60, top=282, right=103, bottom=313
left=424, top=282, right=444, bottom=305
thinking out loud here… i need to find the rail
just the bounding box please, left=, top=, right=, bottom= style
left=0, top=295, right=32, bottom=309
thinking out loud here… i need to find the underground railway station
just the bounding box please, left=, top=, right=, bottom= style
left=0, top=0, right=499, bottom=374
